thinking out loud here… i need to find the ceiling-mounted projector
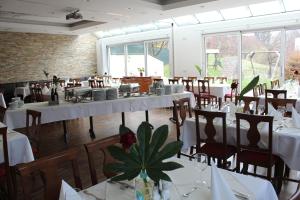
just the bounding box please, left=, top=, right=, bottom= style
left=66, top=10, right=83, bottom=20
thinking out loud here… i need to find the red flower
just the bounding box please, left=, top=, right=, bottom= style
left=120, top=132, right=136, bottom=149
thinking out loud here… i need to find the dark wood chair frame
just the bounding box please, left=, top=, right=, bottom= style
left=16, top=148, right=82, bottom=200
left=216, top=77, right=227, bottom=84
left=271, top=79, right=280, bottom=89
left=168, top=79, right=179, bottom=85
left=84, top=135, right=120, bottom=185
left=0, top=106, right=6, bottom=123
left=182, top=79, right=194, bottom=93
left=235, top=96, right=260, bottom=114
left=26, top=110, right=42, bottom=158
left=197, top=80, right=217, bottom=106
left=204, top=76, right=215, bottom=83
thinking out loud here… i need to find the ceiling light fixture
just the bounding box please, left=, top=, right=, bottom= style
left=66, top=9, right=83, bottom=20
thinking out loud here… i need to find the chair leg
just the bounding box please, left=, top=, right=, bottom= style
left=274, top=160, right=284, bottom=194
left=284, top=164, right=290, bottom=178
left=254, top=165, right=257, bottom=174
left=241, top=163, right=249, bottom=174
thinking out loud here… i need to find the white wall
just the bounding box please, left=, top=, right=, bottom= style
left=96, top=10, right=300, bottom=77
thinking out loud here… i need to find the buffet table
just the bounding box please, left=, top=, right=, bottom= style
left=78, top=157, right=277, bottom=200
left=5, top=92, right=195, bottom=129
left=181, top=116, right=300, bottom=171
left=0, top=123, right=34, bottom=166
left=14, top=86, right=31, bottom=99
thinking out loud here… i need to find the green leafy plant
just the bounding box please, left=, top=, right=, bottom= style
left=239, top=75, right=259, bottom=100
left=105, top=122, right=183, bottom=183
left=52, top=75, right=60, bottom=86
left=43, top=70, right=49, bottom=79
left=194, top=65, right=202, bottom=76
left=137, top=67, right=145, bottom=73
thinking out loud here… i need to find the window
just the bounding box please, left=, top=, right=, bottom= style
left=241, top=30, right=282, bottom=88
left=146, top=40, right=170, bottom=77
left=285, top=29, right=300, bottom=80
left=108, top=39, right=170, bottom=77
left=108, top=45, right=126, bottom=77
left=205, top=34, right=240, bottom=83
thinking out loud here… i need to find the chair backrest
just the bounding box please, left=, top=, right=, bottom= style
left=216, top=77, right=227, bottom=84
left=88, top=79, right=96, bottom=88
left=26, top=110, right=41, bottom=155
left=188, top=76, right=197, bottom=82
left=96, top=80, right=105, bottom=88
left=173, top=76, right=183, bottom=82
left=194, top=109, right=227, bottom=148
left=0, top=106, right=6, bottom=123
left=265, top=98, right=297, bottom=116
left=235, top=96, right=259, bottom=114
left=173, top=98, right=192, bottom=142
left=271, top=79, right=280, bottom=89
left=182, top=79, right=194, bottom=93
left=265, top=89, right=287, bottom=99
left=84, top=135, right=120, bottom=185
left=235, top=113, right=274, bottom=164
left=16, top=148, right=82, bottom=200
left=197, top=80, right=211, bottom=95
left=153, top=78, right=163, bottom=84
left=168, top=79, right=179, bottom=85
left=32, top=88, right=44, bottom=102
left=252, top=85, right=260, bottom=97
left=0, top=127, right=13, bottom=199
left=204, top=76, right=215, bottom=83
left=258, top=83, right=267, bottom=95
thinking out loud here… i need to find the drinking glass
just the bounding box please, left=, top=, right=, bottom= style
left=193, top=153, right=208, bottom=187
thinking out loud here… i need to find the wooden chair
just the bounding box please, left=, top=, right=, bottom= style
left=74, top=83, right=82, bottom=87
left=153, top=78, right=163, bottom=84
left=197, top=80, right=217, bottom=106
left=235, top=96, right=259, bottom=114
left=173, top=98, right=194, bottom=158
left=31, top=88, right=44, bottom=102
left=271, top=79, right=280, bottom=89
left=265, top=89, right=287, bottom=99
left=204, top=76, right=215, bottom=83
left=0, top=127, right=13, bottom=199
left=84, top=135, right=120, bottom=185
left=174, top=76, right=183, bottom=82
left=58, top=80, right=66, bottom=87
left=252, top=85, right=260, bottom=97
left=182, top=79, right=194, bottom=93
left=235, top=113, right=284, bottom=192
left=16, top=148, right=82, bottom=200
left=216, top=77, right=227, bottom=84
left=26, top=110, right=42, bottom=158
left=224, top=81, right=239, bottom=102
left=265, top=98, right=297, bottom=117
left=194, top=109, right=236, bottom=168
left=188, top=76, right=197, bottom=82
left=0, top=106, right=6, bottom=123
left=168, top=79, right=179, bottom=85
left=259, top=83, right=267, bottom=95
left=96, top=80, right=105, bottom=88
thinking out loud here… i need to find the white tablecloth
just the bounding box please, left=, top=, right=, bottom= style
left=0, top=123, right=34, bottom=166
left=4, top=92, right=196, bottom=129
left=14, top=87, right=31, bottom=98
left=78, top=157, right=277, bottom=200
left=193, top=83, right=230, bottom=99
left=181, top=116, right=300, bottom=171
left=0, top=93, right=6, bottom=108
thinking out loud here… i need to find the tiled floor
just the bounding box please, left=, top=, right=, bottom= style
left=15, top=109, right=298, bottom=199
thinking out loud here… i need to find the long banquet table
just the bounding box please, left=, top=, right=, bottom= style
left=0, top=123, right=34, bottom=166
left=78, top=157, right=277, bottom=200
left=4, top=91, right=195, bottom=129
left=181, top=115, right=300, bottom=171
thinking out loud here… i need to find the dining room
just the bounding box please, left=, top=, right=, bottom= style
left=1, top=0, right=300, bottom=199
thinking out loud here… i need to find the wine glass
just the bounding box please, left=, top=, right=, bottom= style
left=257, top=105, right=265, bottom=115
left=193, top=153, right=208, bottom=187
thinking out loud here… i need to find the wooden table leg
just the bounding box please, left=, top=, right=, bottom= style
left=121, top=112, right=125, bottom=126
left=89, top=116, right=96, bottom=139
left=62, top=120, right=68, bottom=143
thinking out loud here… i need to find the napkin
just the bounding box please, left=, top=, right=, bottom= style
left=267, top=103, right=283, bottom=121
left=59, top=180, right=82, bottom=200
left=42, top=86, right=49, bottom=94
left=211, top=162, right=237, bottom=200
left=292, top=107, right=300, bottom=128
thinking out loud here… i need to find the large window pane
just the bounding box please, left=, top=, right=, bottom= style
left=127, top=43, right=145, bottom=76
left=147, top=40, right=170, bottom=77
left=109, top=45, right=125, bottom=77
left=205, top=34, right=240, bottom=82
left=285, top=29, right=300, bottom=80
left=242, top=31, right=281, bottom=88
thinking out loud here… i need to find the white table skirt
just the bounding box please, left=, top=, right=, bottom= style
left=181, top=116, right=300, bottom=171
left=0, top=123, right=34, bottom=166
left=14, top=87, right=31, bottom=98
left=0, top=93, right=6, bottom=108
left=4, top=92, right=196, bottom=129
left=78, top=157, right=277, bottom=200
left=193, top=83, right=230, bottom=99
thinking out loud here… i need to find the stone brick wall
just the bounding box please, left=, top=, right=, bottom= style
left=0, top=32, right=97, bottom=83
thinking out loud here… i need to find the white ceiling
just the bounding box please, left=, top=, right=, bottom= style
left=0, top=0, right=270, bottom=35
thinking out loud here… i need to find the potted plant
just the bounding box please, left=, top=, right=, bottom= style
left=137, top=67, right=145, bottom=77
left=105, top=122, right=183, bottom=200
left=194, top=64, right=202, bottom=78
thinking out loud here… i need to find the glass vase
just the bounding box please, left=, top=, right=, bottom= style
left=135, top=171, right=154, bottom=200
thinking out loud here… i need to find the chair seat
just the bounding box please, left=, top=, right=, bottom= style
left=238, top=150, right=280, bottom=167
left=199, top=93, right=217, bottom=99
left=199, top=143, right=236, bottom=159
left=224, top=93, right=233, bottom=97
